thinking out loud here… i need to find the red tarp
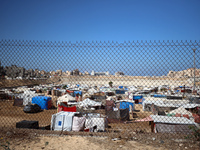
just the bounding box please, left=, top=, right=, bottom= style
left=66, top=90, right=74, bottom=93
left=192, top=113, right=200, bottom=123
left=58, top=104, right=76, bottom=112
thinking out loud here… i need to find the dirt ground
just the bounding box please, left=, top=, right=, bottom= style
left=0, top=128, right=200, bottom=150
left=0, top=99, right=152, bottom=132
left=0, top=99, right=200, bottom=149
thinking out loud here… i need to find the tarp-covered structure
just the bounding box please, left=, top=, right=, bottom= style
left=151, top=115, right=197, bottom=134
left=57, top=94, right=76, bottom=105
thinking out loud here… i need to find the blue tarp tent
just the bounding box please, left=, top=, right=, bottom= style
left=119, top=101, right=134, bottom=111
left=133, top=95, right=143, bottom=100
left=73, top=91, right=82, bottom=97
left=119, top=86, right=123, bottom=89
left=153, top=94, right=166, bottom=98
left=32, top=96, right=52, bottom=110
left=115, top=90, right=125, bottom=94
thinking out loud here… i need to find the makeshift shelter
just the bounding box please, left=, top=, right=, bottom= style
left=32, top=96, right=52, bottom=110
left=51, top=111, right=79, bottom=131
left=88, top=88, right=98, bottom=95
left=168, top=107, right=194, bottom=121
left=13, top=98, right=23, bottom=106
left=84, top=114, right=107, bottom=132
left=72, top=116, right=86, bottom=131
left=57, top=94, right=76, bottom=106
left=77, top=98, right=102, bottom=108
left=58, top=105, right=77, bottom=113
left=19, top=90, right=39, bottom=106
left=151, top=115, right=196, bottom=134
left=73, top=91, right=82, bottom=97
left=133, top=95, right=143, bottom=104
left=117, top=99, right=135, bottom=111
left=115, top=90, right=125, bottom=94
left=106, top=100, right=115, bottom=111
left=106, top=108, right=130, bottom=123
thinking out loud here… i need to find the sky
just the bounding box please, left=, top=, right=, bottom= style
left=0, top=0, right=200, bottom=76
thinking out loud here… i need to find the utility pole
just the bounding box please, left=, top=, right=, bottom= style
left=193, top=48, right=196, bottom=92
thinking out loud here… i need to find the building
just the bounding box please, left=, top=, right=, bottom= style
left=115, top=72, right=125, bottom=76
left=4, top=65, right=25, bottom=79
left=72, top=69, right=80, bottom=76
left=91, top=70, right=109, bottom=76
left=56, top=69, right=62, bottom=76
left=66, top=71, right=72, bottom=76
left=84, top=71, right=90, bottom=75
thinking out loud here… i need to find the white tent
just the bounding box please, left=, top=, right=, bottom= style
left=168, top=107, right=194, bottom=122
left=57, top=94, right=76, bottom=105
left=78, top=98, right=102, bottom=108
left=88, top=88, right=98, bottom=95
left=51, top=111, right=79, bottom=131
left=19, top=90, right=39, bottom=105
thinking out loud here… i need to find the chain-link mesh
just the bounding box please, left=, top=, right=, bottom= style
left=0, top=39, right=200, bottom=138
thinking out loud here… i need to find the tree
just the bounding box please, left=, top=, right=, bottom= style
left=109, top=81, right=113, bottom=87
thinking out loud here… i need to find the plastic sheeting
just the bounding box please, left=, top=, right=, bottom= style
left=72, top=116, right=86, bottom=131
left=119, top=101, right=134, bottom=111
left=78, top=98, right=102, bottom=108
left=51, top=111, right=78, bottom=131
left=57, top=94, right=76, bottom=105
left=85, top=118, right=106, bottom=132
left=32, top=96, right=52, bottom=110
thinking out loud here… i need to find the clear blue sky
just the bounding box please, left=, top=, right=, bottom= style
left=0, top=0, right=200, bottom=76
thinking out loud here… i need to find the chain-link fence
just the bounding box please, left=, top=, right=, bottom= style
left=0, top=39, right=200, bottom=138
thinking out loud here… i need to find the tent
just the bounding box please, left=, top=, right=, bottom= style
left=77, top=98, right=102, bottom=108
left=57, top=94, right=76, bottom=106
left=117, top=99, right=135, bottom=111
left=88, top=88, right=98, bottom=95
left=32, top=96, right=52, bottom=110
left=150, top=115, right=196, bottom=133
left=168, top=107, right=194, bottom=121
left=51, top=111, right=79, bottom=131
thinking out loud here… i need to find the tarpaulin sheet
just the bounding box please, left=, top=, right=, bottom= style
left=119, top=102, right=134, bottom=111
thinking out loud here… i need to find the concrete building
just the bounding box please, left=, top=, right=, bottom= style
left=50, top=71, right=56, bottom=76
left=91, top=70, right=109, bottom=76
left=66, top=71, right=72, bottom=76
left=84, top=71, right=90, bottom=75
left=115, top=72, right=125, bottom=76
left=72, top=69, right=80, bottom=76
left=4, top=65, right=25, bottom=79
left=56, top=69, right=62, bottom=76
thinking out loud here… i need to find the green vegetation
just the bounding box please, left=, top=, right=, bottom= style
left=109, top=81, right=113, bottom=87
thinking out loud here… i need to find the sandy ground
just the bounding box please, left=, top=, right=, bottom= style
left=61, top=76, right=192, bottom=87
left=0, top=99, right=200, bottom=150
left=0, top=135, right=167, bottom=150
left=0, top=99, right=152, bottom=132
left=0, top=128, right=200, bottom=150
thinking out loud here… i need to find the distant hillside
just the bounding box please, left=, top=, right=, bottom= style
left=0, top=76, right=62, bottom=88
